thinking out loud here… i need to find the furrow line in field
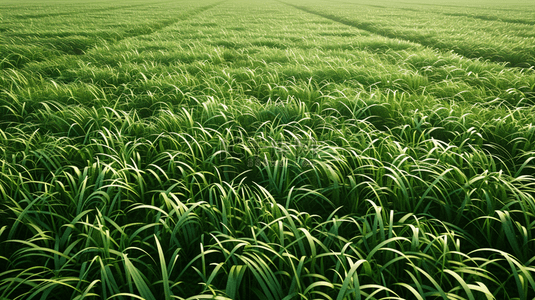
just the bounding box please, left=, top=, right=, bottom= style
left=334, top=2, right=421, bottom=13
left=0, top=1, right=226, bottom=70
left=6, top=1, right=226, bottom=63
left=281, top=1, right=534, bottom=68
left=279, top=2, right=431, bottom=49
left=332, top=1, right=534, bottom=26
left=397, top=1, right=528, bottom=12
left=10, top=3, right=157, bottom=20
left=104, top=0, right=226, bottom=46
left=440, top=12, right=535, bottom=26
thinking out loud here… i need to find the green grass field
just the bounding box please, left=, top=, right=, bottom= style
left=1, top=0, right=535, bottom=298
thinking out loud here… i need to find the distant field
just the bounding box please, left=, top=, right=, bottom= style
left=1, top=0, right=535, bottom=299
